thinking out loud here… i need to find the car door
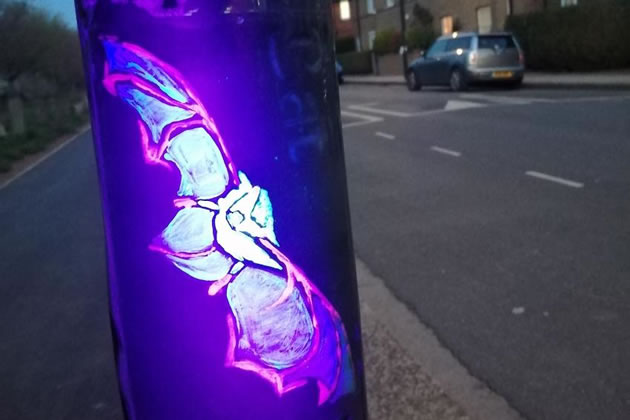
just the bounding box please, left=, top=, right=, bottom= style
left=417, top=39, right=447, bottom=85
left=440, top=36, right=473, bottom=84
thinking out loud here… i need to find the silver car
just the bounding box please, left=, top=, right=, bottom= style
left=407, top=32, right=525, bottom=91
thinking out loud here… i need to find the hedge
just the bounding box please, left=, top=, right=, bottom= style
left=337, top=51, right=373, bottom=75
left=335, top=36, right=356, bottom=54
left=506, top=3, right=630, bottom=71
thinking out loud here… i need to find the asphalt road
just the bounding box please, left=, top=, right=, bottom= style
left=0, top=132, right=122, bottom=419
left=0, top=84, right=629, bottom=420
left=340, top=84, right=630, bottom=420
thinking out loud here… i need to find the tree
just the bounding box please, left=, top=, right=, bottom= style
left=407, top=3, right=436, bottom=52
left=0, top=1, right=83, bottom=134
left=411, top=3, right=433, bottom=27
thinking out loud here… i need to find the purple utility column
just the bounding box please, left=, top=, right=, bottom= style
left=74, top=1, right=367, bottom=419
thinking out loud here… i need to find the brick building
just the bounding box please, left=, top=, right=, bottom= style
left=332, top=0, right=590, bottom=51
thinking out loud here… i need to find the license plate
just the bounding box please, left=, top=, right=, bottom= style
left=492, top=71, right=513, bottom=79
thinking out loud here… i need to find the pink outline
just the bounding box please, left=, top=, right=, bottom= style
left=173, top=197, right=197, bottom=208
left=148, top=243, right=217, bottom=259
left=208, top=273, right=233, bottom=296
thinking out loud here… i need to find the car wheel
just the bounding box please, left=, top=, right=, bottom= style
left=449, top=68, right=467, bottom=92
left=406, top=70, right=421, bottom=91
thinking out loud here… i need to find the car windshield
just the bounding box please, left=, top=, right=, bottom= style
left=478, top=35, right=516, bottom=50
left=446, top=37, right=472, bottom=52
left=426, top=39, right=447, bottom=58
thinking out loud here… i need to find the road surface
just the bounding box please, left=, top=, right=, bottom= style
left=341, top=85, right=630, bottom=420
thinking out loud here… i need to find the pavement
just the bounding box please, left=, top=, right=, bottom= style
left=345, top=71, right=630, bottom=89
left=341, top=84, right=630, bottom=420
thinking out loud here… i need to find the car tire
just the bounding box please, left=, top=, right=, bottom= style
left=449, top=68, right=467, bottom=92
left=406, top=70, right=421, bottom=91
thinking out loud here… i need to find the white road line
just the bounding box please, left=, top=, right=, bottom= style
left=348, top=104, right=412, bottom=118
left=460, top=93, right=549, bottom=105
left=341, top=109, right=384, bottom=129
left=374, top=131, right=395, bottom=140
left=0, top=126, right=90, bottom=191
left=444, top=100, right=485, bottom=111
left=340, top=110, right=384, bottom=122
left=525, top=171, right=584, bottom=189
left=430, top=146, right=462, bottom=157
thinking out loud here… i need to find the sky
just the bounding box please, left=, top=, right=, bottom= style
left=29, top=0, right=77, bottom=27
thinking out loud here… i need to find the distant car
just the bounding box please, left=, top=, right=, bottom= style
left=406, top=32, right=525, bottom=92
left=336, top=60, right=344, bottom=84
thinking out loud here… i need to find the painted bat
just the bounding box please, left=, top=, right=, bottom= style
left=101, top=38, right=355, bottom=405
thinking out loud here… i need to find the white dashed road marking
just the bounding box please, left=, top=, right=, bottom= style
left=460, top=93, right=549, bottom=105
left=374, top=131, right=395, bottom=140
left=348, top=104, right=412, bottom=118
left=525, top=171, right=584, bottom=189
left=444, top=100, right=485, bottom=111
left=430, top=146, right=462, bottom=157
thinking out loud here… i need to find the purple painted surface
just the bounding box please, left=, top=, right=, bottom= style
left=102, top=39, right=355, bottom=404
left=76, top=1, right=366, bottom=418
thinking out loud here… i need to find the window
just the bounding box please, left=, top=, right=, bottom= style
left=425, top=39, right=448, bottom=58
left=561, top=0, right=578, bottom=6
left=477, top=35, right=516, bottom=50
left=445, top=37, right=472, bottom=53
left=441, top=16, right=453, bottom=35
left=368, top=30, right=376, bottom=50
left=386, top=0, right=395, bottom=8
left=366, top=0, right=375, bottom=14
left=339, top=0, right=351, bottom=20
left=476, top=6, right=492, bottom=34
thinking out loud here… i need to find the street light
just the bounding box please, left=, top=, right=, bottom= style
left=74, top=1, right=367, bottom=419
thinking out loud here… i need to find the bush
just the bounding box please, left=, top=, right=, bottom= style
left=372, top=28, right=401, bottom=56
left=407, top=26, right=436, bottom=52
left=506, top=3, right=630, bottom=71
left=335, top=36, right=356, bottom=54
left=0, top=91, right=88, bottom=169
left=0, top=158, right=10, bottom=173
left=337, top=51, right=373, bottom=75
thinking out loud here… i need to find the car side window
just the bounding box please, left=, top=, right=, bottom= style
left=445, top=37, right=472, bottom=53
left=426, top=39, right=447, bottom=58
